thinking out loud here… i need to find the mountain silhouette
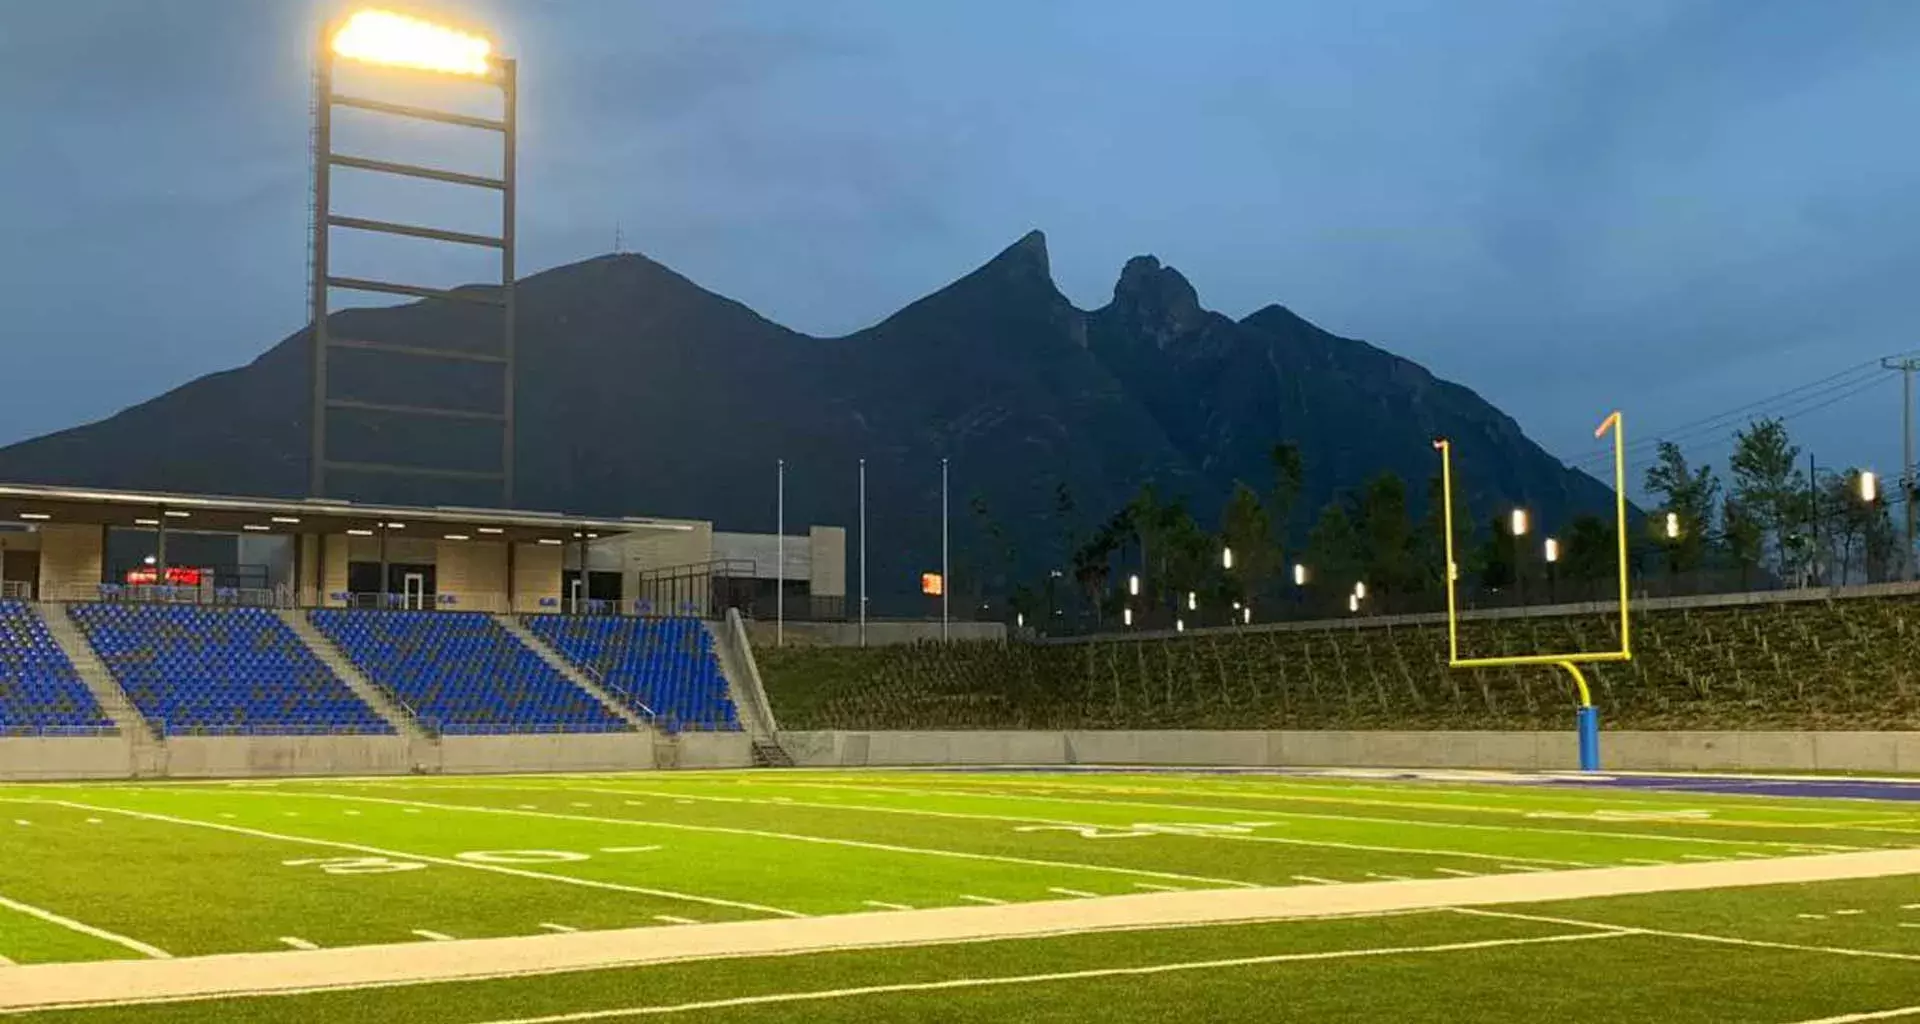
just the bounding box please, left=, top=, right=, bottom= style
left=0, top=231, right=1613, bottom=610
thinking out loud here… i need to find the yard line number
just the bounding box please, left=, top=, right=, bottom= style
left=283, top=848, right=651, bottom=875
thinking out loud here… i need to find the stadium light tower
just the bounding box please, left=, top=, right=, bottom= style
left=310, top=9, right=518, bottom=505
left=1221, top=546, right=1233, bottom=570
left=1292, top=563, right=1307, bottom=586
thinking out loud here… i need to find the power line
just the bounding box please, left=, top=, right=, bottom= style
left=1569, top=359, right=1890, bottom=470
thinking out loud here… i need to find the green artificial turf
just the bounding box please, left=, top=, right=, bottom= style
left=0, top=770, right=1915, bottom=1022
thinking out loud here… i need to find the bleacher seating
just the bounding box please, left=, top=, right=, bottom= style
left=68, top=604, right=389, bottom=736
left=311, top=610, right=627, bottom=734
left=0, top=600, right=112, bottom=735
left=524, top=615, right=740, bottom=733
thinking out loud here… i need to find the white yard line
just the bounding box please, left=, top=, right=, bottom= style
left=958, top=896, right=1007, bottom=906
left=545, top=783, right=1586, bottom=868
left=1132, top=883, right=1184, bottom=892
left=0, top=893, right=171, bottom=960
left=861, top=901, right=914, bottom=912
left=278, top=938, right=319, bottom=951
left=471, top=931, right=1631, bottom=1024
left=1291, top=876, right=1340, bottom=885
left=1451, top=908, right=1920, bottom=964
left=1781, top=1006, right=1920, bottom=1024
left=1047, top=888, right=1099, bottom=899
left=1431, top=868, right=1481, bottom=877
left=748, top=779, right=1863, bottom=852
left=411, top=931, right=455, bottom=943
left=39, top=800, right=802, bottom=920
left=538, top=924, right=578, bottom=934
left=1365, top=874, right=1413, bottom=882
left=260, top=789, right=1264, bottom=891
left=3, top=827, right=1918, bottom=1014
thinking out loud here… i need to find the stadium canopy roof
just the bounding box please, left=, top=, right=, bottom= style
left=0, top=482, right=695, bottom=543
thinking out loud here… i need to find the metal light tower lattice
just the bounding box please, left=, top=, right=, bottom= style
left=310, top=9, right=518, bottom=505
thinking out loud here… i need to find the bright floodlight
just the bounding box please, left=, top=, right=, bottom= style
left=332, top=9, right=493, bottom=75
left=1510, top=508, right=1529, bottom=537
left=1242, top=606, right=1252, bottom=624
left=1221, top=546, right=1234, bottom=570
left=1293, top=563, right=1307, bottom=586
left=1860, top=470, right=1878, bottom=503
left=1187, top=591, right=1197, bottom=611
left=1176, top=619, right=1186, bottom=633
left=1544, top=537, right=1560, bottom=563
left=1665, top=511, right=1681, bottom=539
left=1353, top=580, right=1367, bottom=601
left=1016, top=613, right=1025, bottom=628
left=1348, top=593, right=1359, bottom=613
left=1128, top=574, right=1140, bottom=597
left=1123, top=607, right=1133, bottom=627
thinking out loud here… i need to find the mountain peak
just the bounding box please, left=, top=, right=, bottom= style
left=1107, top=255, right=1203, bottom=348
left=980, top=229, right=1051, bottom=280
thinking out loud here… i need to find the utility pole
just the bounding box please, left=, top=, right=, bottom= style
left=858, top=458, right=867, bottom=648
left=941, top=458, right=950, bottom=642
left=776, top=459, right=785, bottom=648
left=1883, top=357, right=1920, bottom=579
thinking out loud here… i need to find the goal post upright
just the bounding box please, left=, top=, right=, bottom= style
left=1434, top=411, right=1632, bottom=772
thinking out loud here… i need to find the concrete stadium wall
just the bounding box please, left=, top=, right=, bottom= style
left=435, top=733, right=658, bottom=774
left=161, top=736, right=417, bottom=778
left=0, top=737, right=134, bottom=780
left=674, top=732, right=755, bottom=769
left=777, top=729, right=1920, bottom=773
left=0, top=729, right=694, bottom=781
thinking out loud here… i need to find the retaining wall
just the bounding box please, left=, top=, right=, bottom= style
left=778, top=729, right=1920, bottom=773
left=0, top=728, right=737, bottom=782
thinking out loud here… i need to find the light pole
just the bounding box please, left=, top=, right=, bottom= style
left=1510, top=507, right=1530, bottom=605
left=1544, top=536, right=1559, bottom=604
left=776, top=459, right=785, bottom=647
left=858, top=458, right=867, bottom=647
left=940, top=458, right=949, bottom=642
left=1663, top=510, right=1682, bottom=596
left=312, top=10, right=517, bottom=505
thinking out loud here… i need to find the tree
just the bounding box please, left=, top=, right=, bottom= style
left=1720, top=496, right=1765, bottom=589
left=1218, top=481, right=1275, bottom=607
left=1562, top=514, right=1614, bottom=596
left=1643, top=440, right=1720, bottom=573
left=1477, top=514, right=1519, bottom=592
left=1729, top=418, right=1806, bottom=577
left=1305, top=501, right=1365, bottom=607
left=1410, top=473, right=1471, bottom=595
left=1268, top=441, right=1304, bottom=557
left=1355, top=472, right=1413, bottom=608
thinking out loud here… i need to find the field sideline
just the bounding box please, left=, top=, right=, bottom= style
left=0, top=768, right=1917, bottom=1021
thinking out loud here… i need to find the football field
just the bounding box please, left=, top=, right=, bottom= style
left=1, top=768, right=1917, bottom=1021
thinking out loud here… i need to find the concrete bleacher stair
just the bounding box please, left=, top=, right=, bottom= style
left=714, top=610, right=792, bottom=767
left=492, top=615, right=654, bottom=733
left=36, top=604, right=153, bottom=740
left=277, top=610, right=427, bottom=739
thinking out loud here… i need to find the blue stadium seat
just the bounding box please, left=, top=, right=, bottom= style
left=68, top=604, right=391, bottom=737
left=524, top=615, right=741, bottom=734
left=0, top=601, right=113, bottom=735
left=310, top=610, right=628, bottom=735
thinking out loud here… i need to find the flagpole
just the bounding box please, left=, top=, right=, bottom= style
left=859, top=458, right=867, bottom=648
left=776, top=458, right=785, bottom=648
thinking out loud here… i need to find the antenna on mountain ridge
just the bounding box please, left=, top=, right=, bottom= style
left=613, top=221, right=625, bottom=254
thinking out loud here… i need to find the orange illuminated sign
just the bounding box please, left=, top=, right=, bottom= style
left=920, top=572, right=944, bottom=596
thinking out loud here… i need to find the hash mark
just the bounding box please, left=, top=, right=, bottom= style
left=1431, top=868, right=1480, bottom=877
left=279, top=937, right=319, bottom=950
left=411, top=929, right=455, bottom=942
left=538, top=923, right=578, bottom=933
left=862, top=900, right=914, bottom=911
left=1833, top=909, right=1865, bottom=916
left=654, top=915, right=698, bottom=925
left=1133, top=883, right=1185, bottom=892
left=1291, top=875, right=1340, bottom=885
left=1365, top=873, right=1412, bottom=882
left=959, top=895, right=1007, bottom=905
left=1049, top=888, right=1100, bottom=899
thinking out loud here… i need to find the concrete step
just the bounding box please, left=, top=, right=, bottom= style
left=276, top=609, right=429, bottom=739
left=36, top=603, right=155, bottom=741
left=493, top=615, right=653, bottom=733
left=750, top=739, right=794, bottom=768
left=710, top=610, right=792, bottom=768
